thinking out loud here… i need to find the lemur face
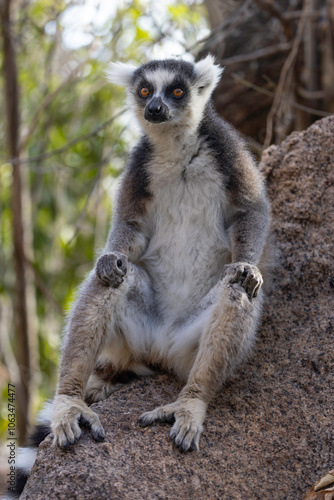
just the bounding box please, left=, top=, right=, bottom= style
left=106, top=55, right=224, bottom=133
left=131, top=61, right=195, bottom=125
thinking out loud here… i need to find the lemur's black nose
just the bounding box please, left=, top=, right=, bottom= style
left=148, top=97, right=163, bottom=115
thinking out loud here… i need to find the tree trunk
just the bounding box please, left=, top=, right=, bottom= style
left=0, top=0, right=38, bottom=444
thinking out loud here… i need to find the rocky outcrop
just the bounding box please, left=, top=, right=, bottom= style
left=21, top=117, right=334, bottom=500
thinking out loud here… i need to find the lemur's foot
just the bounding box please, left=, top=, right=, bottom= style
left=138, top=398, right=207, bottom=452
left=51, top=395, right=105, bottom=448
left=95, top=252, right=128, bottom=288
left=223, top=262, right=263, bottom=299
left=85, top=378, right=123, bottom=405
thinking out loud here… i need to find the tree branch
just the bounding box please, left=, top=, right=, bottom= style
left=24, top=256, right=64, bottom=317
left=264, top=0, right=310, bottom=148
left=19, top=57, right=90, bottom=154
left=187, top=0, right=252, bottom=53
left=219, top=42, right=292, bottom=66
left=253, top=0, right=291, bottom=38
left=65, top=139, right=123, bottom=248
left=231, top=73, right=332, bottom=118
left=5, top=107, right=127, bottom=166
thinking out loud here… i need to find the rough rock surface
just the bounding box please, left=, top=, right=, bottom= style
left=21, top=117, right=334, bottom=500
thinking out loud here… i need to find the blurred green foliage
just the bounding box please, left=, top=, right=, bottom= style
left=0, top=0, right=208, bottom=438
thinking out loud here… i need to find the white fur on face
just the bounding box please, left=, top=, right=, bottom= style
left=139, top=58, right=223, bottom=136
left=105, top=55, right=224, bottom=138
left=190, top=55, right=224, bottom=128
left=141, top=69, right=177, bottom=95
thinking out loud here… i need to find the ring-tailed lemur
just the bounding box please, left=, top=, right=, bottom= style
left=6, top=55, right=270, bottom=498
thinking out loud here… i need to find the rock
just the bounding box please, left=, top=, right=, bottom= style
left=21, top=117, right=334, bottom=500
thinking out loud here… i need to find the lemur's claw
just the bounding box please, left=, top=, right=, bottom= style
left=139, top=398, right=207, bottom=452
left=52, top=395, right=105, bottom=448
left=223, top=262, right=263, bottom=299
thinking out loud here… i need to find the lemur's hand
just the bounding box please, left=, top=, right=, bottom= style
left=138, top=397, right=207, bottom=452
left=51, top=395, right=105, bottom=448
left=223, top=262, right=263, bottom=299
left=95, top=252, right=128, bottom=288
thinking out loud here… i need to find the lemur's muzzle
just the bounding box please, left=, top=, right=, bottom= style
left=145, top=97, right=169, bottom=123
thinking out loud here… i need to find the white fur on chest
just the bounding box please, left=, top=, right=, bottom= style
left=140, top=139, right=231, bottom=317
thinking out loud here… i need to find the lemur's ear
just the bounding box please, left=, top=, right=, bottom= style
left=194, top=55, right=224, bottom=91
left=105, top=62, right=137, bottom=87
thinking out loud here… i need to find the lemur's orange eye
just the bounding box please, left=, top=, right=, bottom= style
left=172, top=88, right=184, bottom=98
left=140, top=87, right=150, bottom=97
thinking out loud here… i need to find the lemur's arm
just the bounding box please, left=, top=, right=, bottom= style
left=230, top=203, right=269, bottom=264
left=100, top=136, right=152, bottom=255
left=104, top=219, right=148, bottom=261
left=229, top=190, right=269, bottom=266
left=224, top=149, right=270, bottom=299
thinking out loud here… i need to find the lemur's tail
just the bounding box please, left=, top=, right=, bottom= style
left=2, top=402, right=52, bottom=500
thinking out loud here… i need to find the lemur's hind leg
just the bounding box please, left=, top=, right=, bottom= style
left=85, top=362, right=154, bottom=405
left=52, top=252, right=154, bottom=448
left=85, top=364, right=134, bottom=405
left=139, top=263, right=263, bottom=452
